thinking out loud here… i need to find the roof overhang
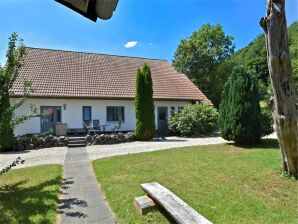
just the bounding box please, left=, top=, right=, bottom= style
left=55, top=0, right=119, bottom=22
left=10, top=94, right=202, bottom=102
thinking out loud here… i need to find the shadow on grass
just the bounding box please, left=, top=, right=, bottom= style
left=152, top=138, right=187, bottom=142
left=157, top=205, right=178, bottom=224
left=227, top=138, right=279, bottom=150
left=0, top=177, right=61, bottom=224
left=257, top=138, right=279, bottom=149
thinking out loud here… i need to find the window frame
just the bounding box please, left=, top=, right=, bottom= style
left=170, top=106, right=176, bottom=116
left=106, top=106, right=125, bottom=122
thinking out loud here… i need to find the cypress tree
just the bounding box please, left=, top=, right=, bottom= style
left=134, top=68, right=146, bottom=140
left=219, top=65, right=262, bottom=145
left=134, top=64, right=155, bottom=140
left=143, top=63, right=155, bottom=139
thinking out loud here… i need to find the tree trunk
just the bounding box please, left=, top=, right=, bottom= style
left=260, top=0, right=298, bottom=177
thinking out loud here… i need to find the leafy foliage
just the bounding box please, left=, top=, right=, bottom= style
left=168, top=103, right=219, bottom=137
left=0, top=33, right=37, bottom=151
left=134, top=64, right=155, bottom=140
left=0, top=157, right=25, bottom=175
left=219, top=66, right=262, bottom=145
left=172, top=23, right=235, bottom=107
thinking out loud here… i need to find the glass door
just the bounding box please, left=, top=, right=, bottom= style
left=83, top=106, right=92, bottom=126
left=40, top=106, right=62, bottom=133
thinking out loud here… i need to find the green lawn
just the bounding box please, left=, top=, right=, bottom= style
left=0, top=165, right=62, bottom=224
left=93, top=139, right=298, bottom=224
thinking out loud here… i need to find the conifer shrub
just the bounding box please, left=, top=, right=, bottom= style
left=219, top=65, right=262, bottom=145
left=134, top=64, right=155, bottom=140
left=143, top=64, right=155, bottom=139
left=260, top=106, right=274, bottom=137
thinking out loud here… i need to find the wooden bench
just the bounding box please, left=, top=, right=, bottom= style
left=140, top=182, right=212, bottom=224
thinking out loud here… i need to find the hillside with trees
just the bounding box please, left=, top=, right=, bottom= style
left=232, top=21, right=298, bottom=100
left=173, top=22, right=297, bottom=106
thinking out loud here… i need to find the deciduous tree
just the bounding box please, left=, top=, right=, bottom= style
left=172, top=23, right=235, bottom=107
left=0, top=33, right=36, bottom=151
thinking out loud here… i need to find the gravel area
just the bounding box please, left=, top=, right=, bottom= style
left=263, top=132, right=278, bottom=139
left=0, top=133, right=278, bottom=170
left=87, top=136, right=227, bottom=161
left=0, top=147, right=67, bottom=169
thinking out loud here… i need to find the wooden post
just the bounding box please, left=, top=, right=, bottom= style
left=260, top=0, right=298, bottom=177
left=134, top=195, right=156, bottom=215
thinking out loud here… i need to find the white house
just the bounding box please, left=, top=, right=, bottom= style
left=10, top=47, right=210, bottom=136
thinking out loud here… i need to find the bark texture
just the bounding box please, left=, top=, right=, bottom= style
left=260, top=0, right=298, bottom=177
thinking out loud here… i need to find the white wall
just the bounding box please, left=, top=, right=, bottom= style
left=11, top=98, right=191, bottom=136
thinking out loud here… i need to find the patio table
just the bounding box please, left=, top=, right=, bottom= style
left=99, top=124, right=110, bottom=132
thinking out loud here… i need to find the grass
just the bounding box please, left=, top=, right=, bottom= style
left=93, top=139, right=298, bottom=224
left=0, top=165, right=62, bottom=224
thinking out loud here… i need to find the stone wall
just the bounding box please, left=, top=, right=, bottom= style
left=15, top=135, right=68, bottom=151
left=86, top=132, right=135, bottom=145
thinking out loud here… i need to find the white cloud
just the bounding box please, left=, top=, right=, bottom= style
left=124, top=41, right=138, bottom=48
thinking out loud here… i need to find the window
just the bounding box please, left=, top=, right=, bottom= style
left=56, top=107, right=61, bottom=122
left=170, top=107, right=176, bottom=116
left=83, top=106, right=92, bottom=126
left=178, top=107, right=184, bottom=112
left=107, top=106, right=125, bottom=122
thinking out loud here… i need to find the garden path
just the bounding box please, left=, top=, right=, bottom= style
left=58, top=147, right=116, bottom=224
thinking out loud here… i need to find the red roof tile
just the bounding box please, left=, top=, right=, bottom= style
left=10, top=47, right=210, bottom=103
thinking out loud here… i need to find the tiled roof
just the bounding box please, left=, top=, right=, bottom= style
left=10, top=47, right=210, bottom=103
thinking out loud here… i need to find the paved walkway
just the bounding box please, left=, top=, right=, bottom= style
left=58, top=147, right=116, bottom=224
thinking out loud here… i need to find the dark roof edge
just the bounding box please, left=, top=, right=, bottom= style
left=10, top=94, right=201, bottom=102
left=25, top=47, right=168, bottom=62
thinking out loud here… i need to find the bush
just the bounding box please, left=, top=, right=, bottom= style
left=260, top=106, right=274, bottom=136
left=168, top=104, right=219, bottom=137
left=219, top=65, right=262, bottom=145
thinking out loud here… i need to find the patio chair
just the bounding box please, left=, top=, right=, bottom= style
left=112, top=120, right=122, bottom=134
left=93, top=120, right=101, bottom=131
left=83, top=121, right=101, bottom=135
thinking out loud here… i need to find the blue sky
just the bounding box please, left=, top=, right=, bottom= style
left=0, top=0, right=297, bottom=65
